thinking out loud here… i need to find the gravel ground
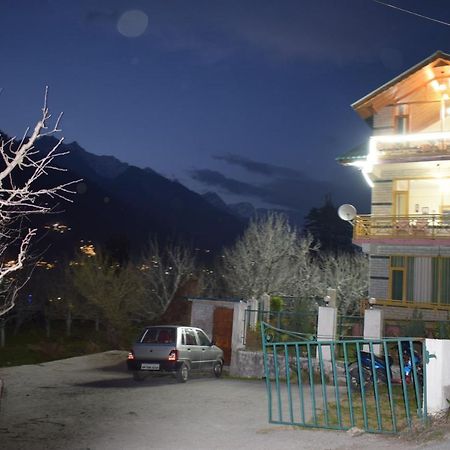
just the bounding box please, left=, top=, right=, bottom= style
left=1, top=351, right=450, bottom=450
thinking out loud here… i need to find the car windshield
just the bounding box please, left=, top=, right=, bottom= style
left=141, top=327, right=176, bottom=344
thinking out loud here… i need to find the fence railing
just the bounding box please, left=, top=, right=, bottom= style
left=243, top=309, right=364, bottom=350
left=354, top=214, right=450, bottom=240
left=243, top=309, right=318, bottom=349
left=261, top=322, right=426, bottom=434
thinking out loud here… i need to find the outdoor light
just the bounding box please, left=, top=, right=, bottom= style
left=368, top=297, right=376, bottom=309
left=324, top=295, right=331, bottom=307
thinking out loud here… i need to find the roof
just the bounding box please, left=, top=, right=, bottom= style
left=336, top=142, right=368, bottom=164
left=352, top=50, right=450, bottom=119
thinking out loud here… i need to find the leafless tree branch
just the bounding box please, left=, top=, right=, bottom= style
left=0, top=88, right=79, bottom=317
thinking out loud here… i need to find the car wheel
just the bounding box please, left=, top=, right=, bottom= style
left=176, top=363, right=189, bottom=383
left=213, top=361, right=223, bottom=378
left=133, top=371, right=146, bottom=381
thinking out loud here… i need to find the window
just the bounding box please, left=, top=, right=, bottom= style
left=389, top=255, right=450, bottom=305
left=184, top=329, right=198, bottom=346
left=390, top=256, right=406, bottom=301
left=141, top=327, right=175, bottom=344
left=196, top=330, right=211, bottom=346
left=432, top=257, right=450, bottom=305
left=393, top=180, right=409, bottom=217
left=395, top=104, right=409, bottom=134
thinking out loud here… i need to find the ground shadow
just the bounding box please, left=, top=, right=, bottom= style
left=97, top=360, right=128, bottom=374
left=75, top=374, right=221, bottom=389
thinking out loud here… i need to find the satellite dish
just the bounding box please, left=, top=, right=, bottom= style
left=338, top=204, right=357, bottom=221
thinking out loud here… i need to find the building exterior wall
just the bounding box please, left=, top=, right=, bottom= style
left=371, top=180, right=392, bottom=216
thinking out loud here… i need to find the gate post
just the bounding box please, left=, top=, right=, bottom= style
left=247, top=297, right=259, bottom=330
left=363, top=308, right=384, bottom=355
left=425, top=338, right=450, bottom=415
left=316, top=305, right=337, bottom=361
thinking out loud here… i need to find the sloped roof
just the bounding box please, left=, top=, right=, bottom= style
left=335, top=142, right=368, bottom=164
left=352, top=50, right=450, bottom=119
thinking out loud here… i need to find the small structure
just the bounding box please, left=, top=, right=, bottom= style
left=189, top=296, right=247, bottom=366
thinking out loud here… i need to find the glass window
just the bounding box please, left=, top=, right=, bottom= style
left=184, top=329, right=198, bottom=346
left=391, top=270, right=404, bottom=300
left=141, top=327, right=176, bottom=344
left=196, top=330, right=211, bottom=346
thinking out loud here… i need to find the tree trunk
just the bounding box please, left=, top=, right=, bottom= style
left=0, top=320, right=5, bottom=347
left=95, top=317, right=100, bottom=332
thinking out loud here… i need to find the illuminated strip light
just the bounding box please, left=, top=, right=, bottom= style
left=348, top=131, right=450, bottom=188
left=371, top=130, right=450, bottom=144
left=362, top=168, right=374, bottom=188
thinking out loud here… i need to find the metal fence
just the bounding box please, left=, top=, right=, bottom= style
left=385, top=317, right=450, bottom=339
left=243, top=309, right=364, bottom=349
left=243, top=309, right=318, bottom=349
left=261, top=322, right=427, bottom=434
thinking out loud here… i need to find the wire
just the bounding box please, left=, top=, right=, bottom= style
left=371, top=0, right=450, bottom=27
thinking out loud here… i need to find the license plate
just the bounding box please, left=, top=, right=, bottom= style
left=141, top=363, right=160, bottom=370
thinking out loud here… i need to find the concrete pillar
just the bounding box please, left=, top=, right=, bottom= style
left=425, top=339, right=450, bottom=415
left=261, top=292, right=271, bottom=322
left=230, top=301, right=248, bottom=376
left=316, top=306, right=337, bottom=362
left=326, top=288, right=337, bottom=308
left=363, top=308, right=384, bottom=355
left=261, top=292, right=270, bottom=311
left=247, top=297, right=259, bottom=330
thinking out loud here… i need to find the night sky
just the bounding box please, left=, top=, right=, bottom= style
left=1, top=0, right=450, bottom=218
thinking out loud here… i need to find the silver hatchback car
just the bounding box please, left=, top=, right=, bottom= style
left=127, top=325, right=224, bottom=382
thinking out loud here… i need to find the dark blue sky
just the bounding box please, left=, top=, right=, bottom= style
left=1, top=0, right=450, bottom=217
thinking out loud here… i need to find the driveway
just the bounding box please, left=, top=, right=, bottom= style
left=0, top=351, right=449, bottom=450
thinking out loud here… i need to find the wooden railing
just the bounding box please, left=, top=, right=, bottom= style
left=373, top=132, right=450, bottom=162
left=354, top=214, right=450, bottom=240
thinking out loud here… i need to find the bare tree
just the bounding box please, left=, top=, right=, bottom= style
left=320, top=252, right=369, bottom=315
left=140, top=238, right=196, bottom=319
left=220, top=213, right=299, bottom=298
left=288, top=233, right=323, bottom=304
left=0, top=88, right=78, bottom=317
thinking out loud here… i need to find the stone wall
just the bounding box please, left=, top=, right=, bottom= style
left=231, top=349, right=336, bottom=380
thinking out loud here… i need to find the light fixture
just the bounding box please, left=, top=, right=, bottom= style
left=368, top=297, right=376, bottom=309
left=362, top=169, right=374, bottom=188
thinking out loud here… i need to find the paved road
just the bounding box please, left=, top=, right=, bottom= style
left=0, top=351, right=449, bottom=450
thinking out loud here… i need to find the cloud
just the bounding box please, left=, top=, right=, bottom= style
left=82, top=1, right=387, bottom=66
left=215, top=154, right=302, bottom=178
left=191, top=169, right=264, bottom=196
left=191, top=155, right=370, bottom=215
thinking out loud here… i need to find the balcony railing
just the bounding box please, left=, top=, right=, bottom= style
left=354, top=214, right=450, bottom=240
left=372, top=132, right=450, bottom=162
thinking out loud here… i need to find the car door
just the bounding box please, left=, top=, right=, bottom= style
left=182, top=328, right=203, bottom=371
left=195, top=329, right=215, bottom=371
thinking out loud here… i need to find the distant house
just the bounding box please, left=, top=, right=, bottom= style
left=338, top=50, right=450, bottom=319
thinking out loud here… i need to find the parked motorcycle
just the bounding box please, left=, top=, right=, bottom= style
left=348, top=343, right=423, bottom=391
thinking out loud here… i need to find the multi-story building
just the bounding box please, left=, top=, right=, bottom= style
left=338, top=51, right=450, bottom=320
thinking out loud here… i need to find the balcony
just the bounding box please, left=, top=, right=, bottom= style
left=371, top=131, right=450, bottom=163
left=354, top=214, right=450, bottom=240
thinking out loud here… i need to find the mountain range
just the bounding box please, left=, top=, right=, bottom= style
left=13, top=135, right=248, bottom=260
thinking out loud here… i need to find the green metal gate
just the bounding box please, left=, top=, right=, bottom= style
left=261, top=322, right=427, bottom=434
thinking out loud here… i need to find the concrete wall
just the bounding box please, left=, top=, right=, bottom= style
left=425, top=339, right=450, bottom=414
left=190, top=298, right=247, bottom=369
left=232, top=350, right=311, bottom=379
